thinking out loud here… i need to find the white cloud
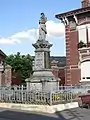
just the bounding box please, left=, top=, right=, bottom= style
left=0, top=20, right=65, bottom=44
left=0, top=37, right=20, bottom=44
left=46, top=20, right=65, bottom=37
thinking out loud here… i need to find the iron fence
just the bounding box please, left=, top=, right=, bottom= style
left=0, top=85, right=89, bottom=105
left=59, top=84, right=90, bottom=94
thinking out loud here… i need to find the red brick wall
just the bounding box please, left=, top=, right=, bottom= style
left=70, top=30, right=81, bottom=85
left=65, top=25, right=81, bottom=85
left=81, top=0, right=89, bottom=8
left=52, top=67, right=65, bottom=86
left=71, top=69, right=81, bottom=85
left=11, top=71, right=22, bottom=85
left=58, top=68, right=65, bottom=86
left=65, top=25, right=71, bottom=85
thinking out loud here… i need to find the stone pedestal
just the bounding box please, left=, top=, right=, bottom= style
left=26, top=40, right=60, bottom=92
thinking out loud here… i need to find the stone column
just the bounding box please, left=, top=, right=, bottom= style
left=0, top=61, right=4, bottom=86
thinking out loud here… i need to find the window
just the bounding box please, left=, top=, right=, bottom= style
left=88, top=26, right=90, bottom=43
left=78, top=27, right=87, bottom=43
left=78, top=24, right=90, bottom=46
left=81, top=60, right=90, bottom=81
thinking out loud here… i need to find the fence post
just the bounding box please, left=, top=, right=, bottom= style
left=49, top=91, right=52, bottom=106
left=21, top=85, right=23, bottom=102
left=71, top=84, right=72, bottom=102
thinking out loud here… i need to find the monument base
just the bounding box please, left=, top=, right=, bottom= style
left=26, top=69, right=60, bottom=92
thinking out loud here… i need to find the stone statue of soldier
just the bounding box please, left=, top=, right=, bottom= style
left=39, top=13, right=47, bottom=40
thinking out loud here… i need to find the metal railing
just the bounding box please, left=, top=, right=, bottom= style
left=0, top=86, right=50, bottom=105
left=0, top=85, right=89, bottom=105
left=59, top=84, right=90, bottom=94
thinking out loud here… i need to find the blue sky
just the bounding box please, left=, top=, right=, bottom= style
left=0, top=0, right=80, bottom=56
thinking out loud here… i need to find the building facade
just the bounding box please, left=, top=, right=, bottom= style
left=0, top=50, right=6, bottom=86
left=51, top=60, right=65, bottom=86
left=0, top=49, right=22, bottom=86
left=55, top=0, right=90, bottom=85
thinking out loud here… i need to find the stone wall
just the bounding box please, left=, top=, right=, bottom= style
left=4, top=65, right=12, bottom=86
left=2, top=65, right=21, bottom=86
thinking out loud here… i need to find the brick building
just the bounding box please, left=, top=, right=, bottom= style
left=51, top=59, right=65, bottom=86
left=55, top=0, right=90, bottom=85
left=0, top=50, right=6, bottom=86
left=0, top=49, right=21, bottom=86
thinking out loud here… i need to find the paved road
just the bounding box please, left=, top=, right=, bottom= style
left=0, top=107, right=90, bottom=120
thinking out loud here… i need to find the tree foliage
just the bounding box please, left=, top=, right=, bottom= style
left=5, top=52, right=33, bottom=83
left=78, top=41, right=86, bottom=48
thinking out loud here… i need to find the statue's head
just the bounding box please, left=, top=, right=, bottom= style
left=40, top=13, right=45, bottom=18
left=39, top=12, right=47, bottom=24
left=41, top=13, right=44, bottom=16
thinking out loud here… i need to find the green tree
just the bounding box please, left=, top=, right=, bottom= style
left=78, top=40, right=86, bottom=48
left=5, top=52, right=33, bottom=83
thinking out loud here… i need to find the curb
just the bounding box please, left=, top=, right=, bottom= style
left=0, top=102, right=79, bottom=114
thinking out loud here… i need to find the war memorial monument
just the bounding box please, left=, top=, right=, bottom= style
left=26, top=13, right=60, bottom=92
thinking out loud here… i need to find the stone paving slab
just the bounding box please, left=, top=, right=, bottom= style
left=0, top=102, right=78, bottom=113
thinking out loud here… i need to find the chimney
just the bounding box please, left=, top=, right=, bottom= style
left=81, top=0, right=89, bottom=8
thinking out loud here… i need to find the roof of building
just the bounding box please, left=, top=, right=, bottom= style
left=50, top=56, right=66, bottom=67
left=55, top=6, right=90, bottom=19
left=51, top=60, right=58, bottom=64
left=32, top=56, right=66, bottom=67
left=0, top=49, right=6, bottom=57
left=5, top=64, right=12, bottom=69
